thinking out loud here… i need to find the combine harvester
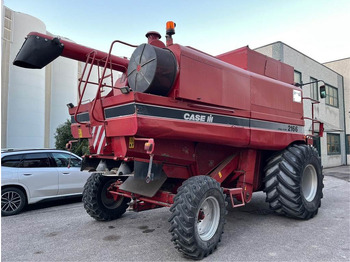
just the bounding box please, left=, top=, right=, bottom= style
left=14, top=21, right=325, bottom=259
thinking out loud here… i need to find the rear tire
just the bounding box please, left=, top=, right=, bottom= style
left=169, top=176, right=226, bottom=259
left=83, top=173, right=130, bottom=221
left=1, top=187, right=27, bottom=216
left=263, top=144, right=323, bottom=219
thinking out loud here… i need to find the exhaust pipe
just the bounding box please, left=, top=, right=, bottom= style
left=13, top=32, right=129, bottom=72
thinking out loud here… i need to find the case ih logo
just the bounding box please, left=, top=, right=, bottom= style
left=91, top=125, right=106, bottom=154
left=184, top=113, right=214, bottom=123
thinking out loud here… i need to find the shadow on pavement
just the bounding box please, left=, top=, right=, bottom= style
left=25, top=196, right=82, bottom=212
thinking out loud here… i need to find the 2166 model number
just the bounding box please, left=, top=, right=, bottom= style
left=288, top=125, right=299, bottom=132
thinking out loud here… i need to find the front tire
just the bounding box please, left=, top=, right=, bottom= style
left=263, top=144, right=323, bottom=219
left=83, top=173, right=130, bottom=221
left=1, top=187, right=27, bottom=216
left=169, top=176, right=226, bottom=259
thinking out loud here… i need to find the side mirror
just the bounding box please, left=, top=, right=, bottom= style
left=320, top=85, right=326, bottom=99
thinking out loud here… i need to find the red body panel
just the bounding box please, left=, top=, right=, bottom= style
left=167, top=44, right=303, bottom=126
left=71, top=91, right=304, bottom=152
left=216, top=46, right=294, bottom=84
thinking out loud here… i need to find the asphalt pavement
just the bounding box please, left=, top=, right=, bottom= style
left=323, top=165, right=350, bottom=181
left=1, top=166, right=349, bottom=261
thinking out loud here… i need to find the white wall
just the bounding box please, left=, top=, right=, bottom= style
left=324, top=58, right=350, bottom=165
left=49, top=56, right=79, bottom=148
left=2, top=6, right=123, bottom=150
left=2, top=7, right=82, bottom=149
left=7, top=11, right=46, bottom=148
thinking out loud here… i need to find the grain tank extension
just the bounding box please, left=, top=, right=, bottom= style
left=14, top=22, right=325, bottom=259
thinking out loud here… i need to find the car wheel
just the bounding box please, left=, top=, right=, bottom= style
left=1, top=187, right=27, bottom=216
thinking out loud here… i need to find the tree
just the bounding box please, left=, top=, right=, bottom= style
left=55, top=119, right=89, bottom=156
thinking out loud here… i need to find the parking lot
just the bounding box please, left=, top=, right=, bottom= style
left=2, top=168, right=349, bottom=261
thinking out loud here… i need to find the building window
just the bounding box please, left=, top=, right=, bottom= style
left=310, top=77, right=318, bottom=100
left=325, top=85, right=338, bottom=108
left=327, top=133, right=340, bottom=155
left=294, top=70, right=302, bottom=85
left=346, top=135, right=350, bottom=155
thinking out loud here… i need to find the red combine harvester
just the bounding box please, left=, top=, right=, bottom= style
left=14, top=21, right=325, bottom=259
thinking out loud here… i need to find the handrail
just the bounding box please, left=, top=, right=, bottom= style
left=302, top=97, right=322, bottom=136
left=90, top=40, right=137, bottom=123
left=78, top=51, right=97, bottom=99
left=74, top=51, right=97, bottom=125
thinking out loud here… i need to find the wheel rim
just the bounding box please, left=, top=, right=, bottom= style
left=1, top=191, right=22, bottom=213
left=196, top=196, right=220, bottom=241
left=101, top=182, right=123, bottom=209
left=301, top=164, right=318, bottom=202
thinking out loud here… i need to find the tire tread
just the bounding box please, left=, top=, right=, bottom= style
left=263, top=144, right=323, bottom=219
left=169, top=176, right=226, bottom=259
left=83, top=173, right=129, bottom=221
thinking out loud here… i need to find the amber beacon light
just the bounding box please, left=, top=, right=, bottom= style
left=166, top=21, right=176, bottom=36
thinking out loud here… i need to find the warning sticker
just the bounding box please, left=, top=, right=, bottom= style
left=129, top=137, right=135, bottom=148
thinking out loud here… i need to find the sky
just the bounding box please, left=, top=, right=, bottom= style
left=4, top=0, right=350, bottom=63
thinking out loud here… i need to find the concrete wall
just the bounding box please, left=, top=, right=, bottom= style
left=49, top=56, right=79, bottom=148
left=255, top=42, right=346, bottom=167
left=5, top=10, right=47, bottom=148
left=1, top=6, right=80, bottom=149
left=1, top=5, right=122, bottom=150
left=324, top=58, right=350, bottom=165
left=1, top=5, right=11, bottom=148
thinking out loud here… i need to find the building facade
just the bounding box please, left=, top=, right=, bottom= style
left=324, top=58, right=350, bottom=165
left=1, top=6, right=99, bottom=149
left=1, top=6, right=77, bottom=149
left=255, top=42, right=348, bottom=167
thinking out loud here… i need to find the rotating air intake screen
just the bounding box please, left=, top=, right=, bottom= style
left=127, top=44, right=177, bottom=96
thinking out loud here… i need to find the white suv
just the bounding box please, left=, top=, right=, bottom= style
left=1, top=149, right=91, bottom=216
